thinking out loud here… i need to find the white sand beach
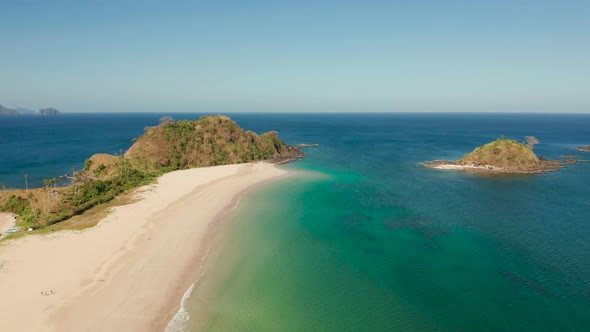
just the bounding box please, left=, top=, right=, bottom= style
left=0, top=212, right=16, bottom=239
left=0, top=162, right=286, bottom=332
left=430, top=163, right=503, bottom=171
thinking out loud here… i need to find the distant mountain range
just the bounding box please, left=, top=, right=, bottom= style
left=0, top=105, right=61, bottom=116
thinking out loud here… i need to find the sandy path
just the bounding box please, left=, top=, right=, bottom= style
left=0, top=162, right=286, bottom=332
left=0, top=213, right=15, bottom=238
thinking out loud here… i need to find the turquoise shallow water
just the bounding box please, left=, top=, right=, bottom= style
left=181, top=114, right=590, bottom=331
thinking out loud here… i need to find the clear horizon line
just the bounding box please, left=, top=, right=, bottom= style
left=57, top=111, right=590, bottom=115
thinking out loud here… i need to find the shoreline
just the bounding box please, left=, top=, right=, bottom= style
left=424, top=161, right=505, bottom=172
left=0, top=162, right=288, bottom=332
left=163, top=168, right=293, bottom=331
left=422, top=159, right=571, bottom=174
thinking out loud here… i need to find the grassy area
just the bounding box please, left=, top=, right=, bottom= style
left=0, top=164, right=157, bottom=234
left=1, top=188, right=141, bottom=241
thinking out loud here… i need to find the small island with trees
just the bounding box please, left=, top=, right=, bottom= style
left=423, top=136, right=574, bottom=174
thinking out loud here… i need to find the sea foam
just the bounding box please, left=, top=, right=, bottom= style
left=164, top=282, right=195, bottom=332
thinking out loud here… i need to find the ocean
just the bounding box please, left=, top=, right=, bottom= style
left=2, top=113, right=590, bottom=330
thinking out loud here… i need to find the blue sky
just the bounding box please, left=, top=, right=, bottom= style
left=0, top=0, right=588, bottom=112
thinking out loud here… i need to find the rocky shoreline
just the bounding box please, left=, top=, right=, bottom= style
left=422, top=159, right=573, bottom=174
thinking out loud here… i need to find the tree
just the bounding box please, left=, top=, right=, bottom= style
left=46, top=177, right=58, bottom=194
left=159, top=116, right=175, bottom=126
left=1, top=184, right=7, bottom=202
left=71, top=167, right=80, bottom=204
left=27, top=192, right=38, bottom=222
left=42, top=178, right=59, bottom=216
left=43, top=179, right=51, bottom=217
left=525, top=136, right=539, bottom=150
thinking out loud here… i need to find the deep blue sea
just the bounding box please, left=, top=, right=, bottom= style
left=2, top=113, right=590, bottom=330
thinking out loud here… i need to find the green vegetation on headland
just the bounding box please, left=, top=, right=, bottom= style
left=125, top=115, right=303, bottom=171
left=458, top=138, right=540, bottom=169
left=0, top=115, right=303, bottom=236
left=424, top=136, right=573, bottom=174
left=0, top=104, right=61, bottom=116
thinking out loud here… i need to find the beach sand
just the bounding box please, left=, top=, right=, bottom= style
left=0, top=213, right=15, bottom=239
left=430, top=164, right=503, bottom=171
left=0, top=162, right=287, bottom=332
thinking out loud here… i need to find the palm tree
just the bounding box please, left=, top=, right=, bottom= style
left=43, top=179, right=51, bottom=217
left=71, top=166, right=80, bottom=204
left=41, top=178, right=59, bottom=218
left=49, top=178, right=58, bottom=199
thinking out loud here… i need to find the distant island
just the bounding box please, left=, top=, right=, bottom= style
left=0, top=104, right=61, bottom=116
left=0, top=105, right=18, bottom=115
left=15, top=107, right=36, bottom=115
left=576, top=146, right=590, bottom=153
left=0, top=115, right=303, bottom=231
left=423, top=137, right=572, bottom=174
left=39, top=107, right=61, bottom=115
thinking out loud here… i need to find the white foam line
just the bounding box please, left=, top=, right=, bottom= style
left=232, top=198, right=241, bottom=210
left=164, top=282, right=195, bottom=332
left=164, top=246, right=214, bottom=332
left=165, top=175, right=261, bottom=331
